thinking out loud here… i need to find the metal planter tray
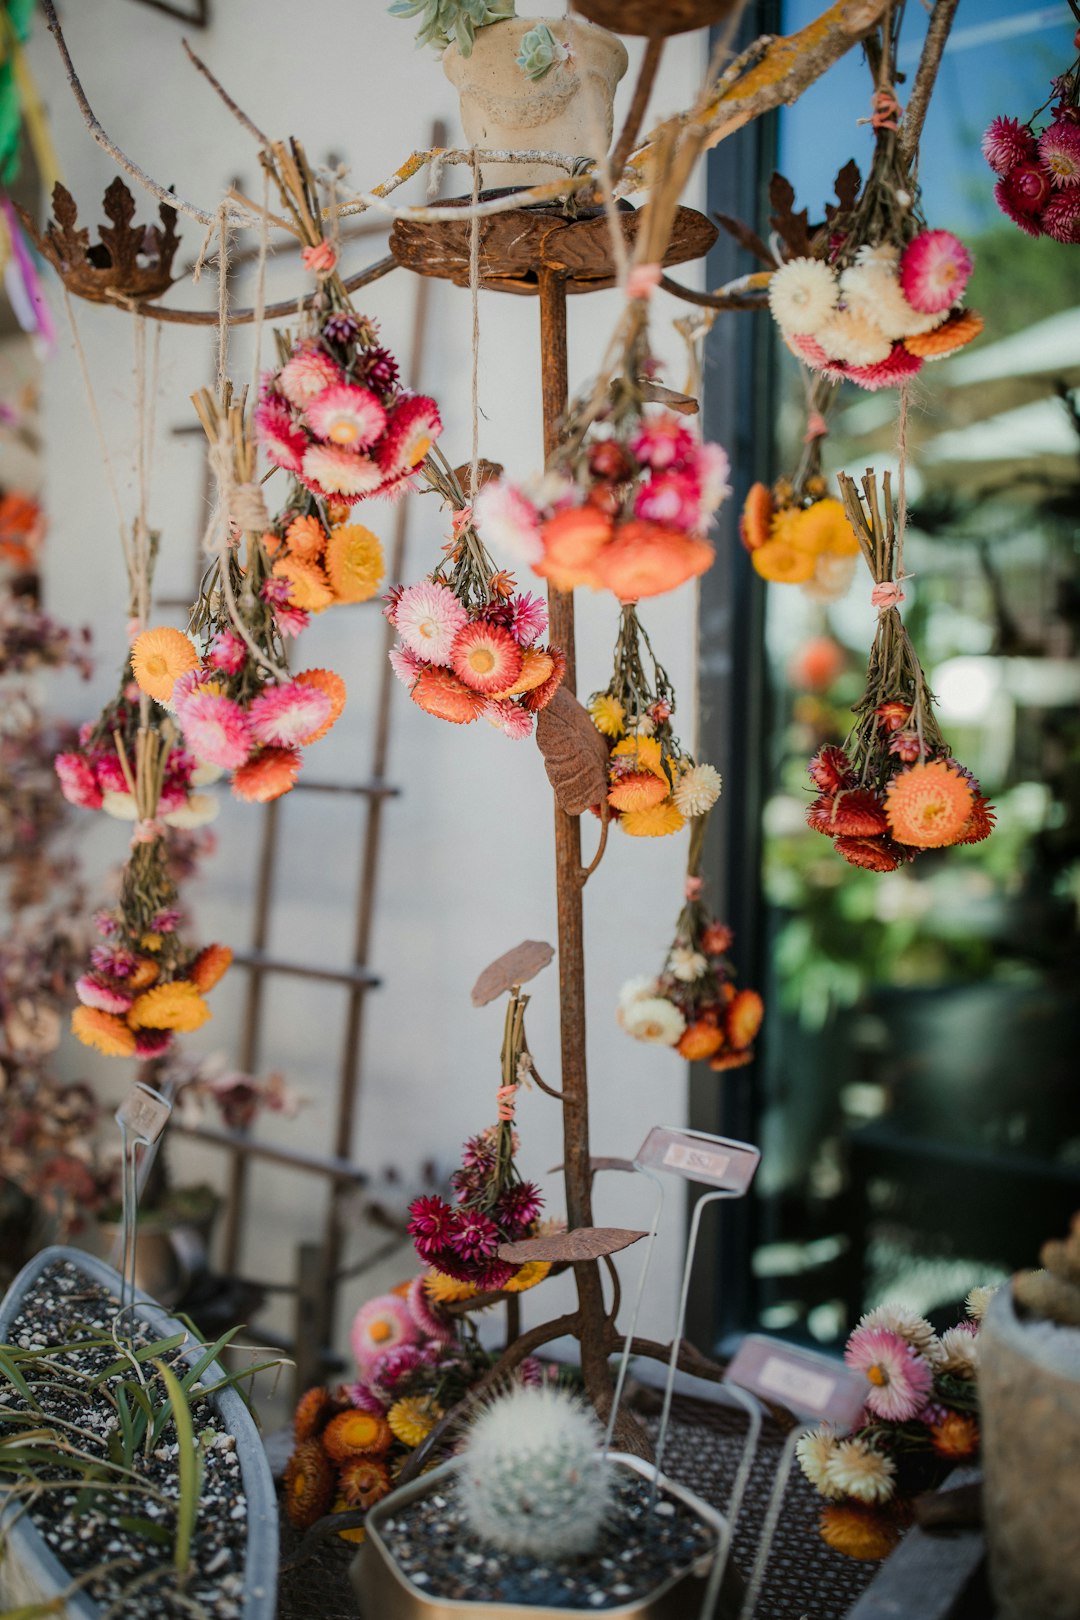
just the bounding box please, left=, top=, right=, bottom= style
left=351, top=1452, right=724, bottom=1619
left=0, top=1244, right=278, bottom=1620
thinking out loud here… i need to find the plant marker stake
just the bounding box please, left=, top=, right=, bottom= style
left=113, top=1081, right=172, bottom=1316
left=723, top=1336, right=871, bottom=1620
left=639, top=1128, right=761, bottom=1510
left=698, top=1382, right=763, bottom=1620
left=600, top=1160, right=666, bottom=1459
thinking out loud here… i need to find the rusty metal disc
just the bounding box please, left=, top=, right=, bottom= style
left=570, top=0, right=741, bottom=35
left=390, top=194, right=717, bottom=296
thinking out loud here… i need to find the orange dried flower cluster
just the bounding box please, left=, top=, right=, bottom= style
left=263, top=508, right=385, bottom=610
left=741, top=483, right=859, bottom=600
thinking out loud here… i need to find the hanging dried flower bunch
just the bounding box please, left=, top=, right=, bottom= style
left=983, top=29, right=1080, bottom=243
left=806, top=471, right=994, bottom=872
left=387, top=459, right=565, bottom=737
left=133, top=391, right=346, bottom=802
left=618, top=817, right=763, bottom=1068
left=69, top=723, right=231, bottom=1062
left=587, top=604, right=720, bottom=839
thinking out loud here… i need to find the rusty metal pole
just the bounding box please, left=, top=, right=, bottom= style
left=537, top=265, right=611, bottom=1408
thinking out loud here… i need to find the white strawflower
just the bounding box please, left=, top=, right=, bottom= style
left=857, top=1304, right=939, bottom=1360
left=191, top=760, right=225, bottom=787
left=802, top=552, right=857, bottom=602
left=673, top=763, right=722, bottom=817
left=668, top=947, right=708, bottom=983
left=935, top=1325, right=978, bottom=1378
left=840, top=262, right=945, bottom=340
left=824, top=1438, right=896, bottom=1504
left=618, top=975, right=658, bottom=1009
left=817, top=308, right=893, bottom=366
left=965, top=1284, right=999, bottom=1323
left=796, top=1427, right=842, bottom=1498
left=618, top=996, right=686, bottom=1046
left=100, top=790, right=137, bottom=821
left=767, top=257, right=839, bottom=334
left=855, top=242, right=900, bottom=268
left=626, top=713, right=656, bottom=738
left=163, top=792, right=220, bottom=830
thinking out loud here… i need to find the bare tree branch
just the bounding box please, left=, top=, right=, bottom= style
left=898, top=0, right=962, bottom=167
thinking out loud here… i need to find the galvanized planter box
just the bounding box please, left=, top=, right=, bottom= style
left=351, top=1452, right=724, bottom=1619
left=0, top=1244, right=278, bottom=1620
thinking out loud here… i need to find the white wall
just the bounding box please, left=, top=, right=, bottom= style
left=28, top=3, right=708, bottom=1357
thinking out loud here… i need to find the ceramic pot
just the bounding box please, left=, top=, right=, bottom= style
left=0, top=1245, right=278, bottom=1620
left=443, top=17, right=628, bottom=191
left=979, top=1286, right=1080, bottom=1620
left=570, top=0, right=740, bottom=34
left=351, top=1452, right=724, bottom=1619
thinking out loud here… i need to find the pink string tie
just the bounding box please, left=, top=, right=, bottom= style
left=803, top=412, right=828, bottom=443
left=626, top=263, right=662, bottom=301
left=302, top=241, right=337, bottom=275
left=684, top=875, right=704, bottom=902
left=871, top=580, right=906, bottom=612
left=496, top=1084, right=518, bottom=1122
left=132, top=818, right=164, bottom=845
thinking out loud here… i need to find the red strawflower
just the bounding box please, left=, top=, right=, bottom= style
left=876, top=700, right=912, bottom=733
left=888, top=731, right=922, bottom=764
left=1001, top=161, right=1052, bottom=216
left=448, top=1210, right=500, bottom=1262
left=954, top=793, right=997, bottom=845
left=982, top=116, right=1037, bottom=176
left=994, top=177, right=1044, bottom=237
left=1042, top=188, right=1080, bottom=243
left=408, top=1194, right=455, bottom=1258
left=494, top=1181, right=544, bottom=1236
left=833, top=834, right=911, bottom=872
left=808, top=745, right=857, bottom=793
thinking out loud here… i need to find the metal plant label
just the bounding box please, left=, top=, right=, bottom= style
left=636, top=1125, right=761, bottom=1193
left=725, top=1335, right=869, bottom=1428
left=115, top=1082, right=172, bottom=1145
left=115, top=1081, right=173, bottom=1315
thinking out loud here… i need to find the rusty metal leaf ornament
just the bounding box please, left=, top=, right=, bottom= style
left=498, top=1227, right=648, bottom=1263
left=471, top=940, right=554, bottom=1006
left=536, top=688, right=609, bottom=816
left=18, top=180, right=180, bottom=305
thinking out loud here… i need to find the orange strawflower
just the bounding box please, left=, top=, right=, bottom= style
left=232, top=746, right=302, bottom=802
left=489, top=570, right=516, bottom=599
left=621, top=800, right=686, bottom=838
left=294, top=1387, right=336, bottom=1444
left=285, top=514, right=329, bottom=562
left=795, top=498, right=859, bottom=557
left=739, top=482, right=774, bottom=551
left=611, top=735, right=668, bottom=782
left=819, top=1503, right=901, bottom=1562
left=518, top=645, right=566, bottom=713
left=903, top=309, right=984, bottom=360
left=410, top=666, right=486, bottom=725
left=189, top=943, right=232, bottom=994
left=709, top=1048, right=754, bottom=1072
left=726, top=988, right=764, bottom=1051
left=929, top=1411, right=979, bottom=1460
left=751, top=540, right=817, bottom=584
left=283, top=1439, right=335, bottom=1530
left=885, top=760, right=975, bottom=848
left=492, top=647, right=554, bottom=700
left=72, top=1005, right=137, bottom=1058
left=677, top=1021, right=725, bottom=1062
left=128, top=980, right=211, bottom=1033
left=608, top=772, right=670, bottom=812
left=131, top=627, right=199, bottom=705
left=534, top=507, right=613, bottom=592
left=594, top=523, right=714, bottom=602
left=325, top=524, right=384, bottom=603
left=294, top=668, right=347, bottom=743
left=127, top=958, right=160, bottom=991
left=273, top=556, right=335, bottom=613
left=323, top=1409, right=393, bottom=1465
left=338, top=1457, right=391, bottom=1511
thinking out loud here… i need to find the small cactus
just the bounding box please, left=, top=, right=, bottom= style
left=1013, top=1211, right=1080, bottom=1327
left=458, top=1385, right=614, bottom=1558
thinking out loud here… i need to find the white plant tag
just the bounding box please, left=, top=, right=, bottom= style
left=636, top=1125, right=760, bottom=1193
left=115, top=1082, right=172, bottom=1145
left=725, top=1335, right=869, bottom=1428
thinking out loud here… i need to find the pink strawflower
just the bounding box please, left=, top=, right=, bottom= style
left=135, top=1029, right=174, bottom=1059
left=151, top=908, right=182, bottom=933
left=75, top=973, right=134, bottom=1014
left=982, top=115, right=1037, bottom=176
left=694, top=440, right=732, bottom=519
left=55, top=752, right=102, bottom=810
left=993, top=177, right=1044, bottom=236
left=1042, top=188, right=1080, bottom=242
left=388, top=642, right=424, bottom=689
left=275, top=606, right=310, bottom=639
left=300, top=443, right=383, bottom=499
left=482, top=697, right=534, bottom=740
left=508, top=590, right=547, bottom=647
left=254, top=397, right=306, bottom=474
left=277, top=348, right=342, bottom=408
left=845, top=1326, right=933, bottom=1421
left=175, top=690, right=254, bottom=769
left=247, top=680, right=332, bottom=748
left=409, top=1193, right=456, bottom=1258
left=634, top=469, right=703, bottom=531
left=473, top=1257, right=517, bottom=1292
left=1039, top=120, right=1080, bottom=187
left=518, top=1357, right=546, bottom=1387
left=629, top=413, right=696, bottom=471
left=305, top=382, right=387, bottom=449
left=373, top=469, right=420, bottom=503
left=207, top=629, right=245, bottom=673
left=383, top=584, right=405, bottom=626
left=358, top=346, right=399, bottom=395
left=350, top=1294, right=417, bottom=1374
left=93, top=909, right=120, bottom=937
left=448, top=1209, right=500, bottom=1263
left=346, top=1381, right=388, bottom=1417
left=847, top=343, right=924, bottom=392
left=93, top=753, right=130, bottom=795
left=405, top=1276, right=454, bottom=1344
left=261, top=577, right=293, bottom=608
left=786, top=332, right=832, bottom=369
left=898, top=230, right=973, bottom=314
left=1000, top=160, right=1052, bottom=217
left=494, top=1181, right=544, bottom=1236
left=371, top=1344, right=424, bottom=1393
left=90, top=943, right=136, bottom=978
left=156, top=778, right=189, bottom=815
left=473, top=481, right=543, bottom=565
left=375, top=394, right=442, bottom=478
left=394, top=580, right=468, bottom=665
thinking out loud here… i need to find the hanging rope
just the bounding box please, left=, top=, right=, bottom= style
left=468, top=148, right=481, bottom=500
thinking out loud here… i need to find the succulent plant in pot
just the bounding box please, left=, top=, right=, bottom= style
left=352, top=1382, right=725, bottom=1616
left=979, top=1214, right=1080, bottom=1620
left=390, top=2, right=628, bottom=190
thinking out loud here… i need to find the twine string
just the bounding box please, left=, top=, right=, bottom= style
left=468, top=147, right=481, bottom=501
